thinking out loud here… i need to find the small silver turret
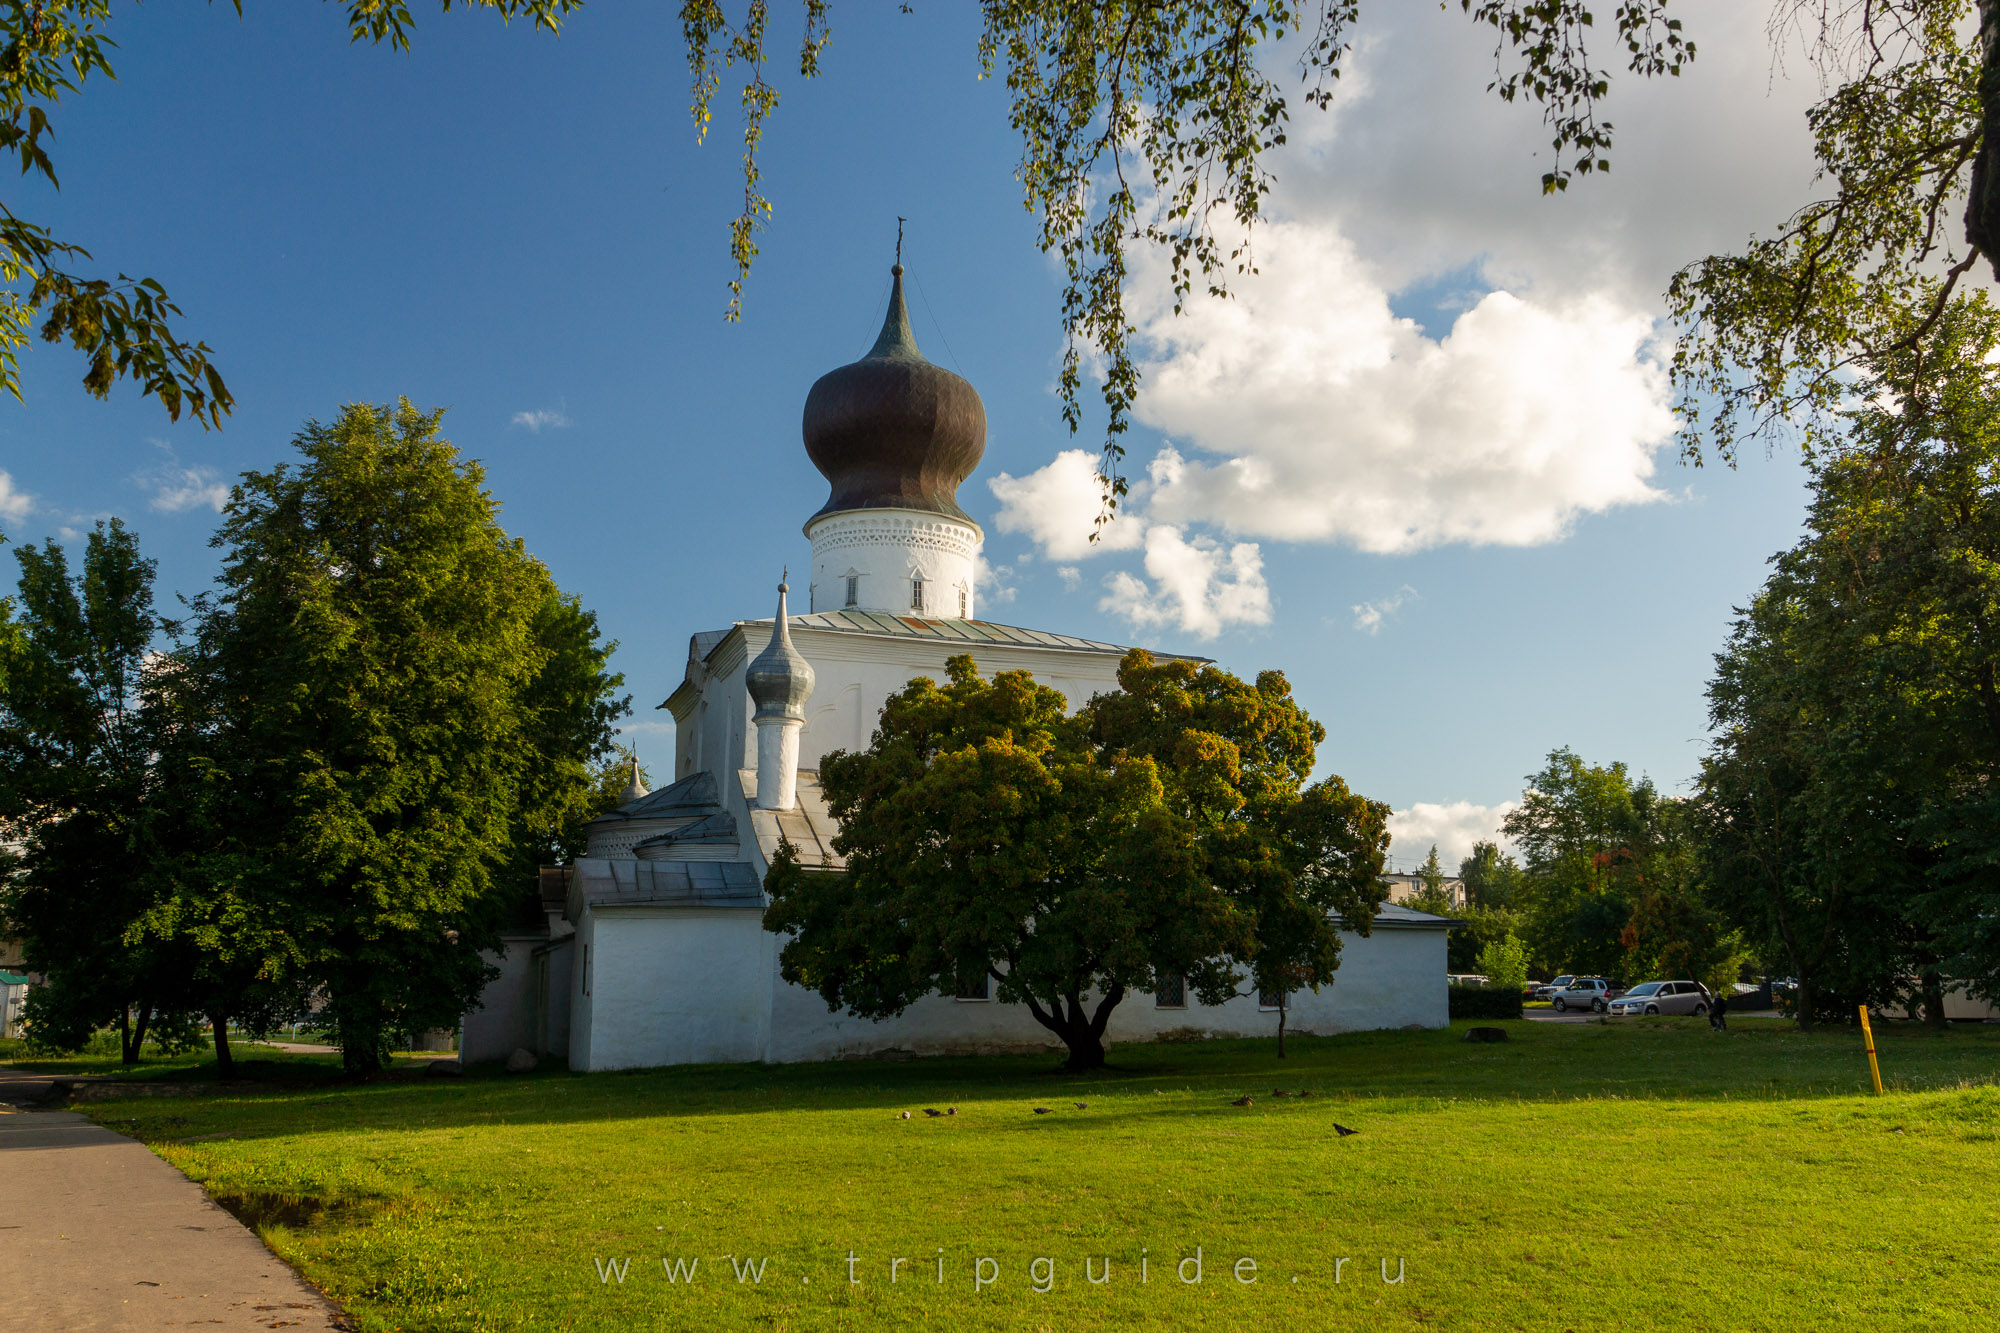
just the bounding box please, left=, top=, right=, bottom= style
left=746, top=575, right=815, bottom=809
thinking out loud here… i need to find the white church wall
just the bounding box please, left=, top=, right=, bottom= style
left=460, top=934, right=545, bottom=1064
left=574, top=907, right=770, bottom=1072
left=537, top=938, right=573, bottom=1061
left=757, top=926, right=1449, bottom=1063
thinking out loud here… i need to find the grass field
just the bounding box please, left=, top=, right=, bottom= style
left=22, top=1018, right=2000, bottom=1332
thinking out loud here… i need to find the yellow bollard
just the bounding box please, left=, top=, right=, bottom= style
left=1858, top=1004, right=1884, bottom=1095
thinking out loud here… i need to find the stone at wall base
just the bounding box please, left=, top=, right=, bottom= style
left=426, top=1059, right=464, bottom=1077
left=506, top=1048, right=539, bottom=1073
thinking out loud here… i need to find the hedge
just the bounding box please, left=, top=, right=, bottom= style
left=1448, top=984, right=1524, bottom=1020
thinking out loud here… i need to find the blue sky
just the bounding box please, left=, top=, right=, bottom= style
left=0, top=2, right=1820, bottom=869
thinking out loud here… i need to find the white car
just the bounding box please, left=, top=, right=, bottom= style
left=1608, top=981, right=1711, bottom=1017
left=1533, top=974, right=1577, bottom=1002
left=1550, top=978, right=1617, bottom=1013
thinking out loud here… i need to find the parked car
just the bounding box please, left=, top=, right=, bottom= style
left=1448, top=974, right=1491, bottom=986
left=1523, top=979, right=1549, bottom=999
left=1550, top=977, right=1620, bottom=1013
left=1608, top=980, right=1711, bottom=1017
left=1533, top=974, right=1578, bottom=1002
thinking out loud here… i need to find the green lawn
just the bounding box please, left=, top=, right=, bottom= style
left=57, top=1018, right=2000, bottom=1332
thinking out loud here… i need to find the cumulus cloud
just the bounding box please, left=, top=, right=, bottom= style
left=985, top=3, right=1823, bottom=637
left=975, top=554, right=1018, bottom=606
left=1126, top=221, right=1675, bottom=554
left=1352, top=585, right=1418, bottom=635
left=1096, top=525, right=1271, bottom=639
left=1056, top=565, right=1082, bottom=590
left=132, top=446, right=230, bottom=514
left=989, top=449, right=1141, bottom=561
left=1387, top=801, right=1518, bottom=871
left=0, top=469, right=33, bottom=523
left=512, top=408, right=572, bottom=432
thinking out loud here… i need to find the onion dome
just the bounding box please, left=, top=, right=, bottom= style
left=802, top=265, right=987, bottom=525
left=618, top=757, right=648, bottom=806
left=745, top=578, right=815, bottom=721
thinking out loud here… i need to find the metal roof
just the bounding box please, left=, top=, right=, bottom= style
left=589, top=770, right=720, bottom=823
left=568, top=858, right=764, bottom=912
left=1359, top=903, right=1461, bottom=930
left=633, top=811, right=738, bottom=851
left=743, top=609, right=1212, bottom=660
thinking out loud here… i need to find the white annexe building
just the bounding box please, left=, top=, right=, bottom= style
left=463, top=266, right=1453, bottom=1071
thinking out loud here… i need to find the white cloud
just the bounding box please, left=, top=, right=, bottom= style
left=986, top=3, right=1822, bottom=634
left=0, top=470, right=33, bottom=523
left=1056, top=565, right=1081, bottom=590
left=1126, top=221, right=1674, bottom=555
left=512, top=408, right=572, bottom=432
left=989, top=449, right=1141, bottom=561
left=1387, top=801, right=1518, bottom=871
left=1096, top=524, right=1271, bottom=639
left=975, top=554, right=1018, bottom=606
left=132, top=446, right=230, bottom=514
left=1352, top=585, right=1418, bottom=635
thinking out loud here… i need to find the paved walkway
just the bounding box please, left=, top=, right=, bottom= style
left=0, top=1102, right=347, bottom=1332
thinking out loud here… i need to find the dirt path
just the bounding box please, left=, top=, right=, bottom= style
left=0, top=1104, right=348, bottom=1332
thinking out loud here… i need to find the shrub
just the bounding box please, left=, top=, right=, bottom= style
left=1449, top=984, right=1524, bottom=1020
left=1476, top=933, right=1530, bottom=992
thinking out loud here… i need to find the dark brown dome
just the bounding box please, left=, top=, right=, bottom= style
left=802, top=266, right=986, bottom=526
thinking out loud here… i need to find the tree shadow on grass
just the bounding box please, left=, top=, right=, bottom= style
left=73, top=1020, right=2000, bottom=1146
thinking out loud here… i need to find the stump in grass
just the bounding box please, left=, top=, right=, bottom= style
left=1465, top=1027, right=1508, bottom=1043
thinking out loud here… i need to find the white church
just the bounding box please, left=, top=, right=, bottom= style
left=462, top=266, right=1453, bottom=1071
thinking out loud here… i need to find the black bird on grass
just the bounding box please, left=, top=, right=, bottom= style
left=1231, top=1095, right=1254, bottom=1107
left=923, top=1108, right=942, bottom=1117
left=1033, top=1107, right=1053, bottom=1115
left=1333, top=1122, right=1359, bottom=1137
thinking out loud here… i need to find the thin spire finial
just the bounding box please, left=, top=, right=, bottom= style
left=896, top=217, right=905, bottom=267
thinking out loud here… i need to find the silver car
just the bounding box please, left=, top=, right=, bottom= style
left=1550, top=977, right=1616, bottom=1013
left=1533, top=974, right=1577, bottom=1002
left=1608, top=980, right=1711, bottom=1017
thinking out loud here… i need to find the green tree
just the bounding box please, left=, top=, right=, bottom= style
left=178, top=399, right=625, bottom=1073
left=1701, top=296, right=2000, bottom=1025
left=0, top=519, right=188, bottom=1062
left=1459, top=840, right=1524, bottom=910
left=1667, top=2, right=2000, bottom=464
left=765, top=650, right=1388, bottom=1071
left=1475, top=932, right=1529, bottom=992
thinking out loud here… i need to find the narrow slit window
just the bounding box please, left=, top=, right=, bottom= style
left=844, top=575, right=859, bottom=608
left=958, top=587, right=968, bottom=618
left=911, top=576, right=925, bottom=611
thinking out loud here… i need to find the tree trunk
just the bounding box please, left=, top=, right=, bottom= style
left=1972, top=0, right=2000, bottom=275
left=1021, top=986, right=1124, bottom=1072
left=1922, top=967, right=1949, bottom=1030
left=118, top=1005, right=135, bottom=1065
left=211, top=1013, right=235, bottom=1080
left=1796, top=974, right=1816, bottom=1033
left=129, top=1004, right=152, bottom=1065
left=1277, top=993, right=1287, bottom=1059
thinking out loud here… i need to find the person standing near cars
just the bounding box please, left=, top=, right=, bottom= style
left=1710, top=988, right=1729, bottom=1031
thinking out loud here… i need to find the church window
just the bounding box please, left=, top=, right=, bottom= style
left=911, top=576, right=925, bottom=611
left=958, top=587, right=968, bottom=618
left=955, top=965, right=991, bottom=1001
left=1258, top=984, right=1285, bottom=1011
left=844, top=575, right=859, bottom=608
left=1156, top=973, right=1187, bottom=1009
